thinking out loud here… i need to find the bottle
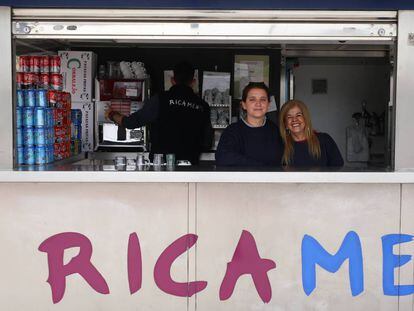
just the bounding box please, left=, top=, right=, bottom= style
left=98, top=64, right=106, bottom=79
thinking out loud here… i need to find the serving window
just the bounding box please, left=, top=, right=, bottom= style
left=11, top=9, right=397, bottom=171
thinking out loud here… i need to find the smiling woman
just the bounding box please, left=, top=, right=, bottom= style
left=215, top=82, right=283, bottom=167
left=279, top=100, right=344, bottom=168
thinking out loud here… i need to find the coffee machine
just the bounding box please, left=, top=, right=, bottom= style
left=95, top=78, right=149, bottom=151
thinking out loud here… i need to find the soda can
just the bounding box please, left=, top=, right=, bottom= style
left=24, top=146, right=35, bottom=165
left=50, top=73, right=63, bottom=91
left=23, top=127, right=34, bottom=146
left=16, top=107, right=23, bottom=127
left=17, top=146, right=24, bottom=165
left=50, top=56, right=61, bottom=73
left=34, top=107, right=46, bottom=127
left=30, top=56, right=41, bottom=73
left=71, top=109, right=82, bottom=125
left=35, top=146, right=47, bottom=164
left=24, top=89, right=36, bottom=107
left=45, top=145, right=50, bottom=163
left=34, top=127, right=46, bottom=146
left=48, top=145, right=54, bottom=163
left=36, top=89, right=48, bottom=107
left=18, top=56, right=30, bottom=73
left=48, top=127, right=54, bottom=144
left=22, top=107, right=34, bottom=127
left=45, top=108, right=53, bottom=127
left=16, top=127, right=23, bottom=147
left=44, top=145, right=49, bottom=163
left=23, top=73, right=36, bottom=89
left=38, top=73, right=50, bottom=89
left=16, top=90, right=24, bottom=107
left=48, top=90, right=61, bottom=107
left=70, top=124, right=77, bottom=140
left=44, top=108, right=50, bottom=127
left=77, top=126, right=82, bottom=140
left=16, top=72, right=24, bottom=89
left=40, top=56, right=50, bottom=73
left=44, top=127, right=50, bottom=145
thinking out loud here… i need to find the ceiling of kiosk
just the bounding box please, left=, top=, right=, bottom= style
left=15, top=39, right=393, bottom=56
left=13, top=10, right=396, bottom=54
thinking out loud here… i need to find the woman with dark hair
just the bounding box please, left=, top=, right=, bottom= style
left=215, top=82, right=283, bottom=166
left=279, top=100, right=344, bottom=167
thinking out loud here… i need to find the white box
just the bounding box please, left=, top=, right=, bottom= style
left=58, top=51, right=96, bottom=102
left=72, top=102, right=94, bottom=151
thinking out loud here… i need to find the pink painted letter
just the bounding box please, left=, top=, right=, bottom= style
left=219, top=230, right=276, bottom=303
left=38, top=232, right=110, bottom=303
left=128, top=232, right=142, bottom=294
left=154, top=234, right=207, bottom=297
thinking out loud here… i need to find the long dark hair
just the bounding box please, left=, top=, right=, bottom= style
left=279, top=100, right=321, bottom=166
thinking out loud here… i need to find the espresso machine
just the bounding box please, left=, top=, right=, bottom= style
left=94, top=78, right=150, bottom=151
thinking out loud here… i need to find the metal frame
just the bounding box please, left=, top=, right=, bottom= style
left=13, top=21, right=397, bottom=44
left=8, top=7, right=413, bottom=170
left=0, top=7, right=13, bottom=169
left=12, top=9, right=397, bottom=22
left=394, top=11, right=414, bottom=170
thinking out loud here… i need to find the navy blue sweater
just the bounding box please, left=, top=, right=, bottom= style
left=289, top=132, right=344, bottom=167
left=215, top=119, right=283, bottom=167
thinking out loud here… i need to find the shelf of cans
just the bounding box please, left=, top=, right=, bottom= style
left=15, top=54, right=82, bottom=165
left=16, top=55, right=62, bottom=90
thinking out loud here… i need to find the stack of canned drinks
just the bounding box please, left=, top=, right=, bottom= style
left=16, top=55, right=62, bottom=90
left=16, top=89, right=55, bottom=165
left=15, top=54, right=83, bottom=165
left=70, top=109, right=82, bottom=156
left=52, top=93, right=72, bottom=161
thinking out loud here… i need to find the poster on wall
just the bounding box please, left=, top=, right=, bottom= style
left=164, top=69, right=199, bottom=94
left=234, top=55, right=270, bottom=99
left=201, top=71, right=231, bottom=106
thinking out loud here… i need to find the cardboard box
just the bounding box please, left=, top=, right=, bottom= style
left=72, top=102, right=94, bottom=151
left=58, top=51, right=96, bottom=102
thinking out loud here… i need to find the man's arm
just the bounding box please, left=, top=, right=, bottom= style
left=107, top=95, right=160, bottom=129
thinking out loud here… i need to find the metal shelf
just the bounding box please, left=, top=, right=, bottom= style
left=209, top=104, right=231, bottom=108
left=212, top=125, right=228, bottom=129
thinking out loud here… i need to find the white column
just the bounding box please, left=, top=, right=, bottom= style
left=0, top=7, right=12, bottom=168
left=395, top=11, right=414, bottom=170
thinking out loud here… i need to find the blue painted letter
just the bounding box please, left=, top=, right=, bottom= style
left=382, top=234, right=414, bottom=296
left=302, top=231, right=363, bottom=296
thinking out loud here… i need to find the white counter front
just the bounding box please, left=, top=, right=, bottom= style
left=1, top=169, right=414, bottom=183
left=0, top=181, right=413, bottom=311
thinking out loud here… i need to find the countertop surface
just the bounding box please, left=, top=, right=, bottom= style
left=1, top=159, right=414, bottom=183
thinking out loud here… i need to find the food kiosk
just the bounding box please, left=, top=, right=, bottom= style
left=0, top=2, right=414, bottom=310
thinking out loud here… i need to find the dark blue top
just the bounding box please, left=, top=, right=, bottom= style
left=215, top=119, right=283, bottom=167
left=122, top=85, right=213, bottom=164
left=290, top=132, right=344, bottom=167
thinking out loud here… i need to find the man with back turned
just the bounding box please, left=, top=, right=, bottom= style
left=107, top=61, right=213, bottom=165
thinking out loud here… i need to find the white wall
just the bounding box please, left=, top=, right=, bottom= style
left=292, top=58, right=389, bottom=167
